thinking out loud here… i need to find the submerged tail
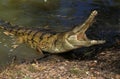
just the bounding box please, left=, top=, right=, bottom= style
left=0, top=19, right=27, bottom=36
left=0, top=19, right=19, bottom=34
left=0, top=19, right=12, bottom=29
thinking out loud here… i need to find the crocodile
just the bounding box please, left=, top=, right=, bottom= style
left=0, top=10, right=105, bottom=56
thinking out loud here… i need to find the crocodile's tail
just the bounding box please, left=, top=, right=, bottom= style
left=0, top=20, right=17, bottom=34
left=0, top=19, right=26, bottom=36
left=0, top=20, right=13, bottom=30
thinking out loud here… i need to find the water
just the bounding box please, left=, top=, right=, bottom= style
left=0, top=0, right=119, bottom=67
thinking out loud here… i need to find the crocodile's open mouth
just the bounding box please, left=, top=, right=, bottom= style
left=66, top=10, right=106, bottom=47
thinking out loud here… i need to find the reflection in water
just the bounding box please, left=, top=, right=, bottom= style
left=0, top=0, right=119, bottom=68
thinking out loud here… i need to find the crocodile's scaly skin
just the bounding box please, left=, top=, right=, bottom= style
left=0, top=10, right=105, bottom=55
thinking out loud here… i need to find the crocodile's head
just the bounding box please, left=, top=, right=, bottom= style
left=66, top=10, right=105, bottom=48
left=45, top=10, right=105, bottom=53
